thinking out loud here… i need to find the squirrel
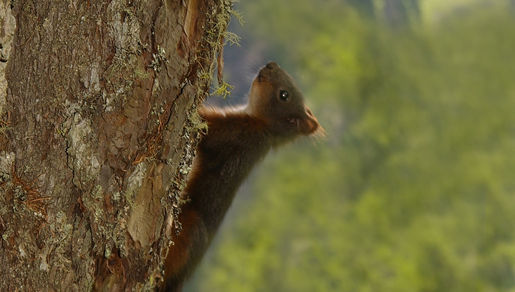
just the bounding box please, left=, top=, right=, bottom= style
left=160, top=62, right=321, bottom=291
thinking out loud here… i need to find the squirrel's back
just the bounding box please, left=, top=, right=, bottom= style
left=161, top=62, right=321, bottom=291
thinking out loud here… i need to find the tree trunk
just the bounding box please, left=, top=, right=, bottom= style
left=0, top=0, right=230, bottom=290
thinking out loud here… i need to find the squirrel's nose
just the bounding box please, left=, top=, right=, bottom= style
left=265, top=62, right=278, bottom=70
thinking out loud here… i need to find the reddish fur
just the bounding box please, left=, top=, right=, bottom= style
left=160, top=63, right=321, bottom=291
left=163, top=209, right=200, bottom=280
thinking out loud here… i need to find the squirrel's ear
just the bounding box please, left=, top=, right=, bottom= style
left=306, top=105, right=326, bottom=138
left=296, top=105, right=321, bottom=135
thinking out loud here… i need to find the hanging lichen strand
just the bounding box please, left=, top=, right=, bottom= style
left=0, top=0, right=233, bottom=290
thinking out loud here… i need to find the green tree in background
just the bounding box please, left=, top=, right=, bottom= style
left=188, top=1, right=515, bottom=291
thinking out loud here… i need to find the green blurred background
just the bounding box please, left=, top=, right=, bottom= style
left=187, top=0, right=515, bottom=291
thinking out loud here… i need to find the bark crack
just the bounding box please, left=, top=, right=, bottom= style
left=63, top=112, right=79, bottom=190
left=150, top=0, right=163, bottom=55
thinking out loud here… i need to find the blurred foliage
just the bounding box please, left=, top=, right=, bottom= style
left=188, top=0, right=515, bottom=291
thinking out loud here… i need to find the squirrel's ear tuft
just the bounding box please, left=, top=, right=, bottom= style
left=312, top=124, right=327, bottom=138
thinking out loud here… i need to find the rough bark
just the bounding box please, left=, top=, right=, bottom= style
left=0, top=0, right=230, bottom=290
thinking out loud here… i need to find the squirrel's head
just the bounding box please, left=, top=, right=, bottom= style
left=247, top=62, right=321, bottom=140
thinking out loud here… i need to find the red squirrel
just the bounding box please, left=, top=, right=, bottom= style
left=160, top=62, right=321, bottom=291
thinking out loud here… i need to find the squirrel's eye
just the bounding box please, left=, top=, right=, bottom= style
left=279, top=90, right=289, bottom=102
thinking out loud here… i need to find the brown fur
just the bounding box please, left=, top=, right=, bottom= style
left=160, top=62, right=321, bottom=291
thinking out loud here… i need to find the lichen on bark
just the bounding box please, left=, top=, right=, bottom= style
left=0, top=0, right=233, bottom=290
left=0, top=0, right=15, bottom=121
